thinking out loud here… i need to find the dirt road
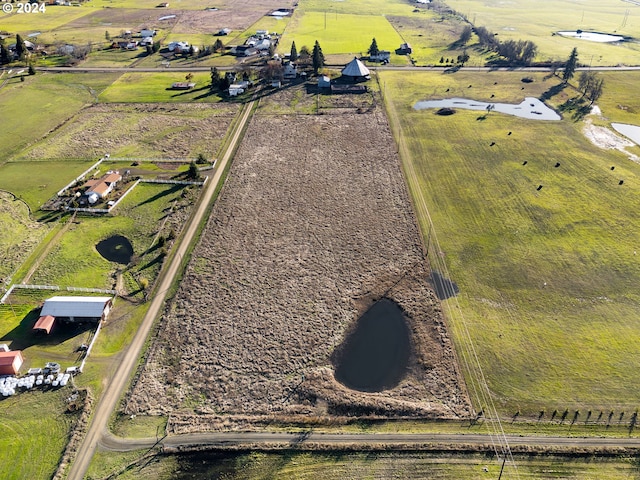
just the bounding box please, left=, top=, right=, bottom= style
left=65, top=99, right=256, bottom=480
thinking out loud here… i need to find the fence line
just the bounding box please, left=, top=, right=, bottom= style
left=0, top=284, right=16, bottom=304
left=109, top=157, right=193, bottom=163
left=108, top=179, right=140, bottom=212
left=140, top=178, right=207, bottom=186
left=14, top=284, right=60, bottom=291
left=57, top=158, right=105, bottom=196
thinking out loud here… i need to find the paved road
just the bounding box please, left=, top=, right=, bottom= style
left=66, top=99, right=256, bottom=480
left=100, top=430, right=640, bottom=452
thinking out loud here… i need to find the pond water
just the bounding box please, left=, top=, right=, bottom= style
left=332, top=298, right=411, bottom=392
left=413, top=97, right=561, bottom=120
left=612, top=123, right=640, bottom=146
left=556, top=31, right=624, bottom=43
left=96, top=235, right=134, bottom=264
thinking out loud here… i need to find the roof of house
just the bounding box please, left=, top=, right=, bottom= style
left=341, top=57, right=370, bottom=77
left=83, top=172, right=122, bottom=197
left=0, top=350, right=23, bottom=366
left=41, top=296, right=112, bottom=318
left=34, top=315, right=55, bottom=334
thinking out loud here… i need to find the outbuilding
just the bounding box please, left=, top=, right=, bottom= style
left=0, top=351, right=23, bottom=375
left=33, top=315, right=55, bottom=334
left=341, top=57, right=371, bottom=82
left=40, top=296, right=113, bottom=323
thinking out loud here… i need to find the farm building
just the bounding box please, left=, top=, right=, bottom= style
left=33, top=315, right=55, bottom=334
left=341, top=57, right=371, bottom=82
left=40, top=296, right=113, bottom=323
left=82, top=171, right=122, bottom=204
left=318, top=75, right=331, bottom=89
left=283, top=62, right=297, bottom=79
left=369, top=50, right=390, bottom=62
left=217, top=28, right=232, bottom=36
left=0, top=351, right=24, bottom=375
left=398, top=42, right=412, bottom=54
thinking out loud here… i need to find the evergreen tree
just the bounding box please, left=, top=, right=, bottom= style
left=0, top=44, right=10, bottom=65
left=210, top=67, right=220, bottom=90
left=312, top=40, right=324, bottom=74
left=562, top=47, right=578, bottom=83
left=15, top=34, right=26, bottom=60
left=290, top=41, right=298, bottom=62
left=368, top=38, right=379, bottom=57
left=213, top=39, right=224, bottom=52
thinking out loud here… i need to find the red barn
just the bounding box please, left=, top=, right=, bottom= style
left=0, top=351, right=24, bottom=375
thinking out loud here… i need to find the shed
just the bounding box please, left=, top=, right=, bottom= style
left=369, top=50, right=390, bottom=62
left=34, top=315, right=55, bottom=334
left=0, top=351, right=23, bottom=375
left=398, top=42, right=412, bottom=54
left=171, top=82, right=196, bottom=89
left=341, top=57, right=371, bottom=81
left=40, top=296, right=113, bottom=323
left=318, top=75, right=331, bottom=89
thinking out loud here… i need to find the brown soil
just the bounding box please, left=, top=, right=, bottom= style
left=126, top=100, right=471, bottom=429
left=23, top=103, right=239, bottom=160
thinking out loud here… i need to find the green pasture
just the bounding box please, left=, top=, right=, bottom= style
left=86, top=449, right=640, bottom=480
left=0, top=160, right=94, bottom=211
left=0, top=192, right=51, bottom=280
left=445, top=0, right=640, bottom=65
left=386, top=11, right=486, bottom=66
left=0, top=73, right=116, bottom=162
left=163, top=32, right=218, bottom=48
left=89, top=0, right=219, bottom=10
left=98, top=72, right=221, bottom=102
left=29, top=182, right=188, bottom=289
left=380, top=69, right=640, bottom=416
left=0, top=388, right=78, bottom=480
left=79, top=46, right=148, bottom=67
left=299, top=0, right=415, bottom=17
left=279, top=11, right=404, bottom=57
left=0, top=6, right=96, bottom=35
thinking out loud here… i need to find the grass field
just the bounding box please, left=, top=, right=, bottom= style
left=86, top=450, right=640, bottom=479
left=0, top=6, right=97, bottom=35
left=445, top=0, right=640, bottom=66
left=0, top=160, right=94, bottom=211
left=279, top=11, right=404, bottom=57
left=380, top=69, right=640, bottom=417
left=0, top=388, right=80, bottom=480
left=99, top=72, right=221, bottom=102
left=0, top=73, right=117, bottom=162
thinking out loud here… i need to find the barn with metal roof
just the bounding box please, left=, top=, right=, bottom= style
left=40, top=296, right=113, bottom=323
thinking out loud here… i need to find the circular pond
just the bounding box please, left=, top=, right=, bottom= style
left=96, top=235, right=134, bottom=264
left=332, top=298, right=411, bottom=392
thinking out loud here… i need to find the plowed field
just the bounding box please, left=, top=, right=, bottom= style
left=126, top=101, right=471, bottom=431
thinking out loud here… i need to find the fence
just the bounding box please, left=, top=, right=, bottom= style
left=140, top=178, right=207, bottom=186
left=57, top=158, right=105, bottom=196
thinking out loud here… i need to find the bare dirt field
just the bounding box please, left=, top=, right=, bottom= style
left=21, top=103, right=239, bottom=160
left=126, top=100, right=471, bottom=431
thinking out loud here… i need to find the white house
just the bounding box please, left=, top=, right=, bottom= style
left=82, top=171, right=122, bottom=204
left=283, top=62, right=297, bottom=79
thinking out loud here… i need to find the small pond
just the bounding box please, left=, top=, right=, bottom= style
left=612, top=123, right=640, bottom=146
left=556, top=31, right=625, bottom=43
left=96, top=235, right=134, bottom=264
left=332, top=298, right=411, bottom=392
left=413, top=97, right=561, bottom=121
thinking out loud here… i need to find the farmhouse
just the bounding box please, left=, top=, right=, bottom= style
left=283, top=62, right=297, bottom=79
left=40, top=296, right=113, bottom=323
left=341, top=57, right=371, bottom=82
left=0, top=350, right=24, bottom=375
left=82, top=171, right=122, bottom=204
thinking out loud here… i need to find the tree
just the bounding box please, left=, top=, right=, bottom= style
left=563, top=47, right=578, bottom=83
left=15, top=34, right=26, bottom=61
left=185, top=72, right=194, bottom=82
left=28, top=64, right=35, bottom=75
left=579, top=71, right=604, bottom=104
left=210, top=67, right=220, bottom=90
left=213, top=38, right=224, bottom=52
left=187, top=161, right=200, bottom=180
left=261, top=60, right=284, bottom=82
left=298, top=45, right=311, bottom=61
left=105, top=30, right=111, bottom=42
left=0, top=44, right=10, bottom=65
left=457, top=50, right=469, bottom=65
left=368, top=38, right=379, bottom=57
left=312, top=40, right=324, bottom=74
left=290, top=41, right=298, bottom=62
left=196, top=153, right=208, bottom=164
left=458, top=25, right=472, bottom=45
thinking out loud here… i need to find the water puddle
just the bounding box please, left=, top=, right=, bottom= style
left=556, top=31, right=625, bottom=43
left=96, top=235, right=134, bottom=264
left=332, top=298, right=411, bottom=392
left=612, top=123, right=640, bottom=146
left=414, top=97, right=561, bottom=120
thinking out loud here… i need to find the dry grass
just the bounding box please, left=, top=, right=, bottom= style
left=126, top=97, right=471, bottom=430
